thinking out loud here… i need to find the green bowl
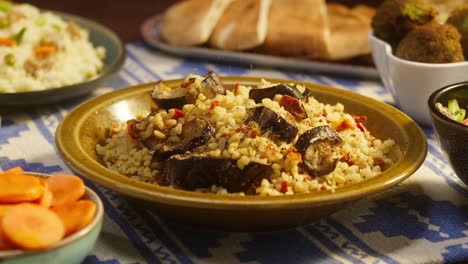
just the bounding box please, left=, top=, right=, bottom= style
left=55, top=76, right=427, bottom=231
left=0, top=172, right=104, bottom=264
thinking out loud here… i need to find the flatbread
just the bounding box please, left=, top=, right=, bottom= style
left=325, top=3, right=375, bottom=61
left=256, top=0, right=330, bottom=58
left=160, top=0, right=233, bottom=46
left=209, top=0, right=272, bottom=51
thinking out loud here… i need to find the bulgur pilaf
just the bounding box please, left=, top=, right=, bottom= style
left=96, top=72, right=400, bottom=196
left=0, top=1, right=105, bottom=92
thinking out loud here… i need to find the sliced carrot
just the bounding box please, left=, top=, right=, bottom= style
left=37, top=190, right=53, bottom=208
left=33, top=45, right=57, bottom=58
left=47, top=175, right=85, bottom=207
left=33, top=179, right=53, bottom=208
left=0, top=37, right=16, bottom=47
left=0, top=166, right=24, bottom=177
left=1, top=204, right=65, bottom=250
left=51, top=200, right=96, bottom=236
left=0, top=229, right=15, bottom=250
left=0, top=205, right=16, bottom=250
left=0, top=173, right=44, bottom=203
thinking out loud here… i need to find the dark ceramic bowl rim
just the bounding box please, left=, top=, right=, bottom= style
left=0, top=9, right=126, bottom=104
left=428, top=81, right=468, bottom=131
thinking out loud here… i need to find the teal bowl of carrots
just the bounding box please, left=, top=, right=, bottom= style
left=0, top=167, right=103, bottom=264
left=428, top=82, right=468, bottom=185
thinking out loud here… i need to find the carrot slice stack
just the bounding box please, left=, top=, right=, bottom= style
left=52, top=200, right=96, bottom=236
left=0, top=167, right=96, bottom=251
left=1, top=203, right=65, bottom=250
left=0, top=170, right=45, bottom=203
left=47, top=175, right=85, bottom=207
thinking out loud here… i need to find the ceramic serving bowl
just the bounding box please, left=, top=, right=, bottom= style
left=0, top=10, right=125, bottom=106
left=55, top=76, right=427, bottom=231
left=428, top=82, right=468, bottom=185
left=0, top=172, right=104, bottom=264
left=370, top=33, right=468, bottom=126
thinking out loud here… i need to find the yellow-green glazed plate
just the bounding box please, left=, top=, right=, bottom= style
left=55, top=77, right=427, bottom=231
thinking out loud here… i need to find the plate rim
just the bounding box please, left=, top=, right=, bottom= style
left=56, top=76, right=427, bottom=210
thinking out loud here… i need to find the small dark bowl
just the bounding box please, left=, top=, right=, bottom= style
left=428, top=82, right=468, bottom=184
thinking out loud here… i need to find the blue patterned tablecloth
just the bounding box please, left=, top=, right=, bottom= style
left=1, top=42, right=467, bottom=264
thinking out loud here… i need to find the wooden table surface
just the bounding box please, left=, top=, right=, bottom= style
left=24, top=0, right=381, bottom=43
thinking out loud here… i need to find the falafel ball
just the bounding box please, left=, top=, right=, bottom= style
left=371, top=0, right=438, bottom=46
left=447, top=4, right=468, bottom=58
left=396, top=22, right=464, bottom=63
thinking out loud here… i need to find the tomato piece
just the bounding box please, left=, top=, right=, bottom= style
left=172, top=108, right=184, bottom=119
left=126, top=119, right=140, bottom=140
left=210, top=100, right=221, bottom=110
left=280, top=181, right=288, bottom=193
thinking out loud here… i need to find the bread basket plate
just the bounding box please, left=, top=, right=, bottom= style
left=140, top=14, right=379, bottom=79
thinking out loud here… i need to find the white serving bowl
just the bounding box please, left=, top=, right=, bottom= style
left=370, top=33, right=468, bottom=126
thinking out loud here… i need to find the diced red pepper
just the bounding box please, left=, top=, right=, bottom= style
left=335, top=119, right=353, bottom=132
left=210, top=100, right=221, bottom=110
left=356, top=122, right=367, bottom=133
left=286, top=146, right=302, bottom=162
left=181, top=79, right=195, bottom=88
left=172, top=108, right=184, bottom=119
left=352, top=115, right=367, bottom=123
left=373, top=157, right=385, bottom=168
left=281, top=181, right=288, bottom=193
left=279, top=95, right=306, bottom=119
left=234, top=82, right=240, bottom=95
left=340, top=152, right=355, bottom=166
left=235, top=124, right=251, bottom=134
left=126, top=119, right=140, bottom=140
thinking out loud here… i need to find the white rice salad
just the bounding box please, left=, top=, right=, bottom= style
left=0, top=1, right=105, bottom=92
left=96, top=73, right=401, bottom=196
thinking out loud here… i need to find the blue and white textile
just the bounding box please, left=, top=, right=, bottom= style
left=1, top=42, right=467, bottom=264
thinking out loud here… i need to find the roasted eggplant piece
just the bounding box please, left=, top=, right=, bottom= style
left=295, top=125, right=343, bottom=177
left=249, top=83, right=311, bottom=103
left=127, top=113, right=168, bottom=151
left=186, top=71, right=226, bottom=103
left=248, top=106, right=298, bottom=143
left=153, top=117, right=215, bottom=160
left=151, top=81, right=187, bottom=110
left=127, top=113, right=155, bottom=141
left=163, top=152, right=273, bottom=194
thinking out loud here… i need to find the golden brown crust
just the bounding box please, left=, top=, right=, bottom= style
left=161, top=0, right=232, bottom=46
left=256, top=0, right=330, bottom=58
left=209, top=0, right=271, bottom=51
left=325, top=3, right=375, bottom=60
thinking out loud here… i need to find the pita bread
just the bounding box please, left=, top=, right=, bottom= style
left=209, top=0, right=272, bottom=51
left=325, top=3, right=375, bottom=61
left=161, top=0, right=233, bottom=46
left=256, top=0, right=330, bottom=58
